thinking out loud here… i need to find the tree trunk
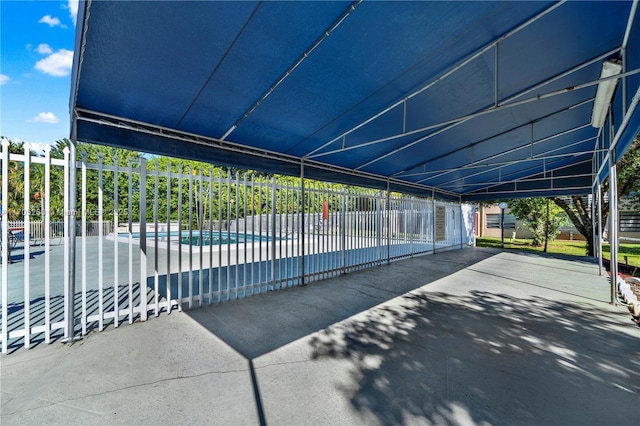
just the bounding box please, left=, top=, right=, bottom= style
left=544, top=199, right=549, bottom=253
left=550, top=196, right=595, bottom=257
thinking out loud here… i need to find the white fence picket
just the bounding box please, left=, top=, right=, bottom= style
left=0, top=141, right=470, bottom=353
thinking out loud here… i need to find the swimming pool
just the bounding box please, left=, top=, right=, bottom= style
left=119, top=230, right=275, bottom=246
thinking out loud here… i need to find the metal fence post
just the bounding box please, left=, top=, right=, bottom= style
left=386, top=182, right=391, bottom=264
left=376, top=191, right=382, bottom=264
left=341, top=187, right=346, bottom=273
left=459, top=198, right=464, bottom=249
left=63, top=140, right=78, bottom=342
left=597, top=183, right=603, bottom=276
left=23, top=143, right=31, bottom=348
left=271, top=178, right=277, bottom=288
left=139, top=157, right=148, bottom=320
left=97, top=153, right=104, bottom=330
left=1, top=139, right=8, bottom=353
left=301, top=164, right=306, bottom=285
left=81, top=152, right=88, bottom=335
left=432, top=191, right=436, bottom=254
left=609, top=152, right=619, bottom=304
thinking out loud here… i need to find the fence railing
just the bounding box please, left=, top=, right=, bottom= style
left=6, top=220, right=111, bottom=239
left=1, top=139, right=474, bottom=353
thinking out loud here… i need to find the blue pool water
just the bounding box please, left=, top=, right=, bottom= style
left=119, top=230, right=274, bottom=246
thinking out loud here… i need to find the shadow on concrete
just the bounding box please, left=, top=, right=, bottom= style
left=307, top=290, right=640, bottom=425
left=183, top=249, right=501, bottom=425
left=2, top=284, right=149, bottom=354
left=184, top=249, right=499, bottom=360
left=182, top=248, right=639, bottom=424
left=1, top=247, right=47, bottom=264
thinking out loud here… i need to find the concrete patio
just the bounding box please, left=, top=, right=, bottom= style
left=1, top=247, right=639, bottom=425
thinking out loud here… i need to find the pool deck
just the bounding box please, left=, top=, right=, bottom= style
left=1, top=247, right=639, bottom=425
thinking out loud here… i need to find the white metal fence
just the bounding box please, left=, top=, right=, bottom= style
left=1, top=139, right=472, bottom=353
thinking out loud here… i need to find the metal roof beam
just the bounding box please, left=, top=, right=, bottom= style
left=434, top=152, right=592, bottom=191
left=219, top=1, right=363, bottom=141
left=463, top=158, right=592, bottom=195
left=304, top=1, right=569, bottom=159
left=400, top=147, right=604, bottom=178
left=415, top=121, right=592, bottom=185
left=463, top=186, right=592, bottom=200
left=73, top=107, right=460, bottom=197
left=307, top=46, right=620, bottom=162
left=441, top=172, right=593, bottom=190
left=351, top=67, right=640, bottom=171
left=396, top=98, right=594, bottom=177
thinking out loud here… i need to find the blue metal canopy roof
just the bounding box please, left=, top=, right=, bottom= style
left=70, top=0, right=640, bottom=201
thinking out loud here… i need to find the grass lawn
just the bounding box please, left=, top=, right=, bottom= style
left=476, top=237, right=640, bottom=274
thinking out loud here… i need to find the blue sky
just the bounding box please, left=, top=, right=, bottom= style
left=1, top=0, right=78, bottom=151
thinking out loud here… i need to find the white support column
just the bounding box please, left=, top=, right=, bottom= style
left=341, top=187, right=346, bottom=273
left=459, top=196, right=464, bottom=249
left=43, top=145, right=51, bottom=343
left=62, top=146, right=70, bottom=339
left=23, top=143, right=31, bottom=348
left=81, top=152, right=87, bottom=335
left=271, top=178, right=277, bottom=287
left=596, top=183, right=603, bottom=276
left=97, top=153, right=104, bottom=331
left=154, top=164, right=160, bottom=314
left=127, top=159, right=134, bottom=321
left=386, top=182, right=391, bottom=264
left=139, top=157, right=148, bottom=320
left=113, top=154, right=120, bottom=324
left=63, top=140, right=78, bottom=343
left=1, top=138, right=9, bottom=353
left=177, top=164, right=183, bottom=309
left=608, top=153, right=619, bottom=304
left=301, top=163, right=306, bottom=285
left=432, top=191, right=436, bottom=254
left=165, top=161, right=172, bottom=311
left=591, top=187, right=597, bottom=262
left=188, top=166, right=193, bottom=307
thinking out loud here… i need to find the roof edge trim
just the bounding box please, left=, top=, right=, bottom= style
left=74, top=108, right=459, bottom=198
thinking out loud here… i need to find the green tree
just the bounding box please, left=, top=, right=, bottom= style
left=0, top=138, right=43, bottom=220
left=508, top=197, right=569, bottom=251
left=551, top=133, right=640, bottom=257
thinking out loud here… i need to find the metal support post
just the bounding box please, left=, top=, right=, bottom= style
left=271, top=179, right=277, bottom=287
left=432, top=190, right=436, bottom=254
left=608, top=154, right=619, bottom=304
left=1, top=139, right=8, bottom=353
left=376, top=191, right=382, bottom=263
left=597, top=183, right=603, bottom=276
left=63, top=139, right=80, bottom=343
left=501, top=209, right=505, bottom=248
left=139, top=158, right=148, bottom=320
left=591, top=176, right=596, bottom=263
left=341, top=187, right=346, bottom=273
left=385, top=182, right=391, bottom=264
left=459, top=197, right=464, bottom=248
left=301, top=163, right=306, bottom=285
left=499, top=202, right=507, bottom=248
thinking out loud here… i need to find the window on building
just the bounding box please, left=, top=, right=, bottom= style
left=486, top=213, right=516, bottom=229
left=620, top=211, right=640, bottom=232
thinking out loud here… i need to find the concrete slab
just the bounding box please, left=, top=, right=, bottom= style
left=2, top=248, right=639, bottom=425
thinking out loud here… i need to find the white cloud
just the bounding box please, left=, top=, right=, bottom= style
left=30, top=112, right=59, bottom=124
left=67, top=1, right=79, bottom=26
left=28, top=142, right=51, bottom=154
left=0, top=74, right=9, bottom=85
left=39, top=15, right=63, bottom=27
left=34, top=49, right=73, bottom=77
left=36, top=43, right=53, bottom=55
